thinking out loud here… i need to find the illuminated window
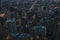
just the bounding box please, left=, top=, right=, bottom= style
left=0, top=12, right=5, bottom=18
left=58, top=22, right=60, bottom=26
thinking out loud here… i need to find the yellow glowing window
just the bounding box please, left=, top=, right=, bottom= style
left=0, top=13, right=5, bottom=17
left=58, top=22, right=60, bottom=26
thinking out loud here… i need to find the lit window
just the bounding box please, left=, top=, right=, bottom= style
left=58, top=22, right=60, bottom=26
left=0, top=13, right=5, bottom=18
